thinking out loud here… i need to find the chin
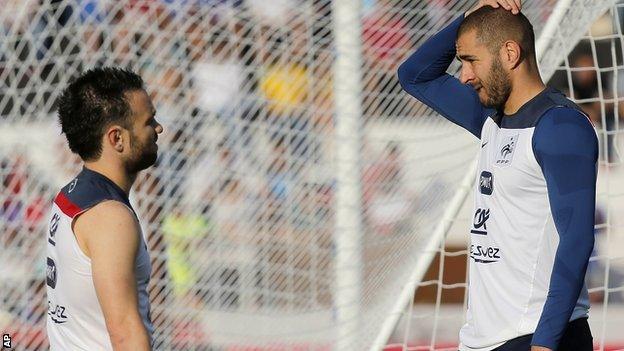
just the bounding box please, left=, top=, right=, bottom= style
left=128, top=152, right=158, bottom=173
left=481, top=95, right=504, bottom=110
left=478, top=96, right=491, bottom=108
left=144, top=152, right=158, bottom=169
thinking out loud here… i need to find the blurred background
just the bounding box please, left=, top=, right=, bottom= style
left=0, top=0, right=622, bottom=350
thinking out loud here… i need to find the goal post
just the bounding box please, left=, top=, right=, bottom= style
left=331, top=1, right=365, bottom=349
left=0, top=1, right=623, bottom=350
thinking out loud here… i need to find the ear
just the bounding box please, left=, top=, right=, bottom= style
left=501, top=40, right=522, bottom=69
left=105, top=126, right=125, bottom=152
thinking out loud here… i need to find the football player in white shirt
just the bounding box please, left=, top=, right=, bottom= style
left=399, top=1, right=597, bottom=350
left=47, top=67, right=162, bottom=350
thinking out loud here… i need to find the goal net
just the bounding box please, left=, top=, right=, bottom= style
left=0, top=0, right=622, bottom=350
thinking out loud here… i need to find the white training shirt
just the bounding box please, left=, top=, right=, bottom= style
left=46, top=168, right=153, bottom=350
left=458, top=94, right=591, bottom=350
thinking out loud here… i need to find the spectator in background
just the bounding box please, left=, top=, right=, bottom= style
left=251, top=0, right=313, bottom=168
left=425, top=0, right=456, bottom=27
left=570, top=52, right=601, bottom=122
left=1, top=0, right=43, bottom=59
left=362, top=0, right=410, bottom=118
left=187, top=137, right=264, bottom=214
left=142, top=65, right=187, bottom=137
left=162, top=201, right=210, bottom=301
left=160, top=198, right=211, bottom=349
left=79, top=0, right=110, bottom=65
left=363, top=0, right=410, bottom=63
left=310, top=48, right=335, bottom=135
left=246, top=0, right=299, bottom=27
left=259, top=34, right=312, bottom=172
left=1, top=153, right=28, bottom=246
left=187, top=140, right=229, bottom=202
left=187, top=140, right=234, bottom=208
left=266, top=136, right=298, bottom=208
left=0, top=1, right=49, bottom=116
left=258, top=40, right=308, bottom=114
left=24, top=183, right=50, bottom=233
left=107, top=0, right=177, bottom=66
left=135, top=1, right=186, bottom=61
left=363, top=142, right=413, bottom=236
left=569, top=50, right=620, bottom=162
left=188, top=24, right=244, bottom=127
left=204, top=177, right=258, bottom=309
left=185, top=12, right=262, bottom=156
left=291, top=182, right=333, bottom=307
left=108, top=4, right=138, bottom=66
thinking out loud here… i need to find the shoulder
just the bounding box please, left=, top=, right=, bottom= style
left=537, top=88, right=591, bottom=127
left=535, top=107, right=595, bottom=138
left=74, top=200, right=140, bottom=257
left=500, top=88, right=585, bottom=129
left=526, top=86, right=592, bottom=137
left=54, top=178, right=109, bottom=218
left=77, top=200, right=136, bottom=224
left=75, top=200, right=138, bottom=235
left=533, top=107, right=598, bottom=161
left=55, top=169, right=131, bottom=218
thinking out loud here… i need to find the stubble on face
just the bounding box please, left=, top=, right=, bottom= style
left=127, top=129, right=158, bottom=173
left=482, top=56, right=512, bottom=111
left=124, top=90, right=159, bottom=174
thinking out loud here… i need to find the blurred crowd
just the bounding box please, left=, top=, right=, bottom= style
left=1, top=0, right=624, bottom=348
left=0, top=1, right=427, bottom=347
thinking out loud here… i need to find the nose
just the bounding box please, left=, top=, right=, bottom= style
left=459, top=64, right=475, bottom=85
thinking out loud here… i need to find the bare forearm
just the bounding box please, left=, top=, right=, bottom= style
left=108, top=317, right=152, bottom=351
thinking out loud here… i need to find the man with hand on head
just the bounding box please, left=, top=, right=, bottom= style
left=398, top=1, right=597, bottom=350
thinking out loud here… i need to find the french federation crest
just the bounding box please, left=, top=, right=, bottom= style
left=495, top=133, right=518, bottom=167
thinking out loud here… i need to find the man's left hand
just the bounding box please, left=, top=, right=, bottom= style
left=531, top=346, right=552, bottom=351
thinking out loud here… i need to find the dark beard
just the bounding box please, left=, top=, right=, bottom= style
left=483, top=57, right=512, bottom=111
left=127, top=149, right=157, bottom=173
left=126, top=135, right=158, bottom=174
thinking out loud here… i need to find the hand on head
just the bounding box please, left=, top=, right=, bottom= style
left=467, top=0, right=522, bottom=16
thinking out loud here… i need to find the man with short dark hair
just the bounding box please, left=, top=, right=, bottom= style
left=47, top=67, right=162, bottom=350
left=398, top=1, right=597, bottom=350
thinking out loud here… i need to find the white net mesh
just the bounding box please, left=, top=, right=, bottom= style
left=0, top=0, right=621, bottom=350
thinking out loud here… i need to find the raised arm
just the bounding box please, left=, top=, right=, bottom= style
left=398, top=0, right=522, bottom=137
left=531, top=108, right=598, bottom=350
left=74, top=201, right=152, bottom=351
left=397, top=15, right=492, bottom=138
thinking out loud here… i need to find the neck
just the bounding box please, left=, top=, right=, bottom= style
left=84, top=160, right=136, bottom=195
left=503, top=68, right=546, bottom=115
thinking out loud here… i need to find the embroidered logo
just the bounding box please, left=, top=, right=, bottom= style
left=495, top=133, right=519, bottom=167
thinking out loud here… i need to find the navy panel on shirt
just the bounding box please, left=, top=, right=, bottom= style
left=530, top=107, right=597, bottom=349
left=54, top=168, right=133, bottom=218
left=494, top=87, right=586, bottom=129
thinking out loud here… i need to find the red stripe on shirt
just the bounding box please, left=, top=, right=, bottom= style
left=54, top=192, right=82, bottom=218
